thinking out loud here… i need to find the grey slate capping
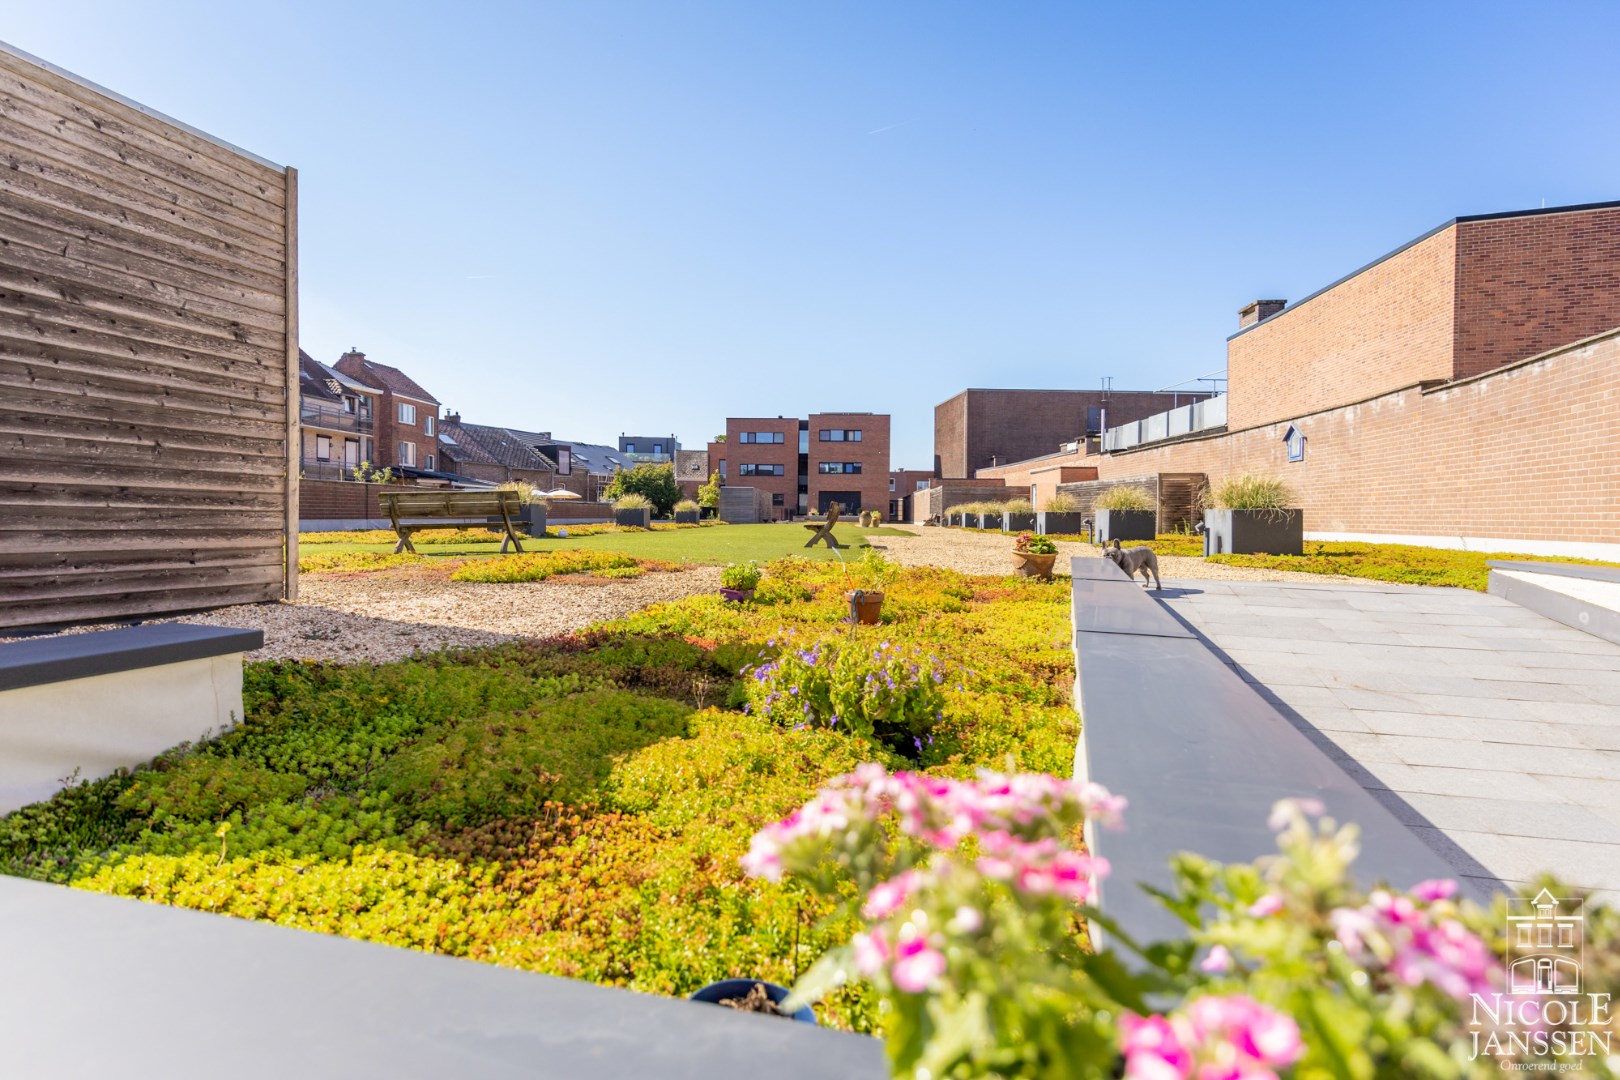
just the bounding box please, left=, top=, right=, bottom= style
left=1070, top=560, right=1453, bottom=947
left=1488, top=569, right=1620, bottom=648
left=0, top=875, right=887, bottom=1079
left=1068, top=556, right=1138, bottom=583
left=1487, top=560, right=1620, bottom=586
left=0, top=624, right=264, bottom=692
left=1071, top=568, right=1195, bottom=640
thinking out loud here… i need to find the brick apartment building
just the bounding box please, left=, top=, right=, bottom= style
left=297, top=350, right=380, bottom=481
left=708, top=413, right=891, bottom=520
left=1070, top=199, right=1620, bottom=557
left=888, top=468, right=936, bottom=522
left=934, top=388, right=1213, bottom=479
left=333, top=349, right=441, bottom=473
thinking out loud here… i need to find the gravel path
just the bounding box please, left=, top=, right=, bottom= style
left=874, top=525, right=1361, bottom=584
left=2, top=567, right=723, bottom=664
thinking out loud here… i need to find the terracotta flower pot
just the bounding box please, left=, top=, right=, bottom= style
left=845, top=589, right=884, bottom=624
left=1011, top=551, right=1058, bottom=580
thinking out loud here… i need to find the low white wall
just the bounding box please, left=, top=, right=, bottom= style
left=1304, top=530, right=1620, bottom=562
left=0, top=653, right=244, bottom=813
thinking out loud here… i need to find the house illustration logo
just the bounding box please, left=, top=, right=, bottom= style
left=1506, top=888, right=1582, bottom=995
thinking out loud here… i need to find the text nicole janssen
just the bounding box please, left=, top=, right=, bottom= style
left=1471, top=993, right=1614, bottom=1058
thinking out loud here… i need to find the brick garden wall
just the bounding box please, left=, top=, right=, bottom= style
left=300, top=479, right=386, bottom=522
left=1094, top=329, right=1620, bottom=551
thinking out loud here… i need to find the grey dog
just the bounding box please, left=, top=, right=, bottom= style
left=1104, top=539, right=1161, bottom=589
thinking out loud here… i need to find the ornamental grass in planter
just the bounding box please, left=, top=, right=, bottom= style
left=672, top=499, right=701, bottom=525
left=1203, top=474, right=1302, bottom=556
left=1093, top=485, right=1156, bottom=544
left=1038, top=493, right=1085, bottom=537
left=612, top=493, right=653, bottom=529
left=1000, top=498, right=1036, bottom=533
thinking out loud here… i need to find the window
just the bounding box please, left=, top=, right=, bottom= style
left=359, top=397, right=371, bottom=418
left=817, top=462, right=862, bottom=474
left=771, top=493, right=784, bottom=506
left=739, top=431, right=785, bottom=444
left=624, top=442, right=636, bottom=453
left=916, top=480, right=929, bottom=491
left=342, top=396, right=356, bottom=414
left=425, top=453, right=435, bottom=471
left=424, top=415, right=435, bottom=436
left=739, top=463, right=784, bottom=477
left=1284, top=424, right=1305, bottom=463
left=315, top=435, right=332, bottom=461
left=399, top=403, right=417, bottom=425
left=399, top=441, right=416, bottom=467
left=718, top=459, right=726, bottom=480
left=889, top=478, right=896, bottom=491
left=344, top=439, right=360, bottom=467
left=818, top=429, right=863, bottom=442
left=652, top=443, right=663, bottom=454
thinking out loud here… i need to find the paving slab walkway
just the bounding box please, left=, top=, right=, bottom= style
left=1154, top=578, right=1620, bottom=905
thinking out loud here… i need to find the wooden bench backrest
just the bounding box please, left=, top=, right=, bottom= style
left=377, top=489, right=521, bottom=518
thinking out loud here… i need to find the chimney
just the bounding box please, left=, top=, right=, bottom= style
left=1238, top=299, right=1286, bottom=329
left=445, top=411, right=461, bottom=426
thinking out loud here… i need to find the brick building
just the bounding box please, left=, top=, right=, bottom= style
left=888, top=468, right=936, bottom=523
left=333, top=350, right=442, bottom=474
left=708, top=414, right=891, bottom=520
left=437, top=414, right=558, bottom=487
left=1080, top=199, right=1620, bottom=558
left=934, top=388, right=1213, bottom=479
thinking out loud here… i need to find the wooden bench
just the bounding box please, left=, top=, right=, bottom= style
left=802, top=503, right=844, bottom=549
left=377, top=489, right=526, bottom=554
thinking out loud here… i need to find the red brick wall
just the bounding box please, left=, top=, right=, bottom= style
left=809, top=413, right=890, bottom=515
left=1453, top=206, right=1620, bottom=379
left=724, top=418, right=799, bottom=520
left=299, top=479, right=386, bottom=522
left=1227, top=227, right=1457, bottom=431
left=1096, top=329, right=1620, bottom=548
left=887, top=468, right=935, bottom=522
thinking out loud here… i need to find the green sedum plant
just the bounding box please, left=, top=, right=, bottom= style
left=720, top=561, right=763, bottom=590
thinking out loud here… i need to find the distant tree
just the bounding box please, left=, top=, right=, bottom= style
left=603, top=462, right=682, bottom=516
left=698, top=471, right=722, bottom=510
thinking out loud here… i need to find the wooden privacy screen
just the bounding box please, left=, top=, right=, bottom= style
left=0, top=43, right=298, bottom=629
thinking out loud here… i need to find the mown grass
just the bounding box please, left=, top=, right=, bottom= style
left=298, top=522, right=909, bottom=569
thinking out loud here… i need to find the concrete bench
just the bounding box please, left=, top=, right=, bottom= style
left=0, top=624, right=262, bottom=813
left=1068, top=557, right=1451, bottom=946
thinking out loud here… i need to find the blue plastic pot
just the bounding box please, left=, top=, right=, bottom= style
left=688, top=979, right=817, bottom=1024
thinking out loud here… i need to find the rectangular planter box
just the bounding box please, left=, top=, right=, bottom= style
left=673, top=510, right=699, bottom=524
left=1095, top=509, right=1156, bottom=544
left=614, top=507, right=652, bottom=528
left=972, top=514, right=997, bottom=530
left=1038, top=512, right=1084, bottom=536
left=1002, top=512, right=1037, bottom=533
left=487, top=503, right=547, bottom=536
left=1203, top=508, right=1303, bottom=556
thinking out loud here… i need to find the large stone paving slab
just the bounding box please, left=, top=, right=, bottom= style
left=1156, top=579, right=1620, bottom=904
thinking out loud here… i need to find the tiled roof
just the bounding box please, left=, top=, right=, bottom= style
left=355, top=359, right=440, bottom=404
left=298, top=350, right=342, bottom=404
left=439, top=421, right=556, bottom=473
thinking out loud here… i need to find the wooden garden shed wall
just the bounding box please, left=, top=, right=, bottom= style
left=0, top=42, right=298, bottom=629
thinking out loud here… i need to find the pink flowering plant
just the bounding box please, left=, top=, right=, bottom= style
left=741, top=638, right=948, bottom=757
left=746, top=778, right=1608, bottom=1078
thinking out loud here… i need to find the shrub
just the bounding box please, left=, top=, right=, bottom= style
left=611, top=492, right=654, bottom=511
left=1001, top=498, right=1034, bottom=514
left=1042, top=492, right=1081, bottom=513
left=697, top=472, right=721, bottom=509
left=450, top=551, right=640, bottom=583
left=1093, top=485, right=1154, bottom=511
left=742, top=637, right=947, bottom=757
left=720, top=562, right=763, bottom=590
left=1209, top=473, right=1295, bottom=512
left=603, top=465, right=680, bottom=515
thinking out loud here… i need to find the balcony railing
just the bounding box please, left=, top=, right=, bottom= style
left=299, top=458, right=361, bottom=482
left=300, top=402, right=373, bottom=432
left=1102, top=396, right=1227, bottom=452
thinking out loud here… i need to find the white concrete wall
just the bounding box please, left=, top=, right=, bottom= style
left=0, top=654, right=244, bottom=813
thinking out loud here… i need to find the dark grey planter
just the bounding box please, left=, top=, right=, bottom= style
left=1203, top=508, right=1303, bottom=556
left=1002, top=512, right=1037, bottom=533
left=1096, top=509, right=1156, bottom=544
left=673, top=510, right=699, bottom=524
left=488, top=504, right=547, bottom=536
left=972, top=514, right=996, bottom=530
left=614, top=507, right=652, bottom=528
left=1038, top=512, right=1084, bottom=536
left=947, top=513, right=963, bottom=527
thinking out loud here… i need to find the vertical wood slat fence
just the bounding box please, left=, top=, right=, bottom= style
left=0, top=42, right=297, bottom=628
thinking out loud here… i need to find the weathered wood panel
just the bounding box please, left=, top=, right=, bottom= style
left=0, top=43, right=295, bottom=628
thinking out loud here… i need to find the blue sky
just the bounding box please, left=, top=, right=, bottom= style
left=8, top=2, right=1619, bottom=468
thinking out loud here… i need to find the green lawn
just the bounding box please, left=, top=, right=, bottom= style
left=304, top=522, right=910, bottom=567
